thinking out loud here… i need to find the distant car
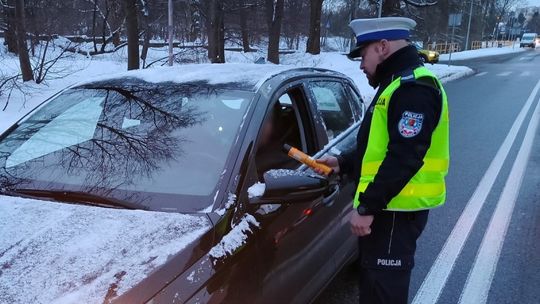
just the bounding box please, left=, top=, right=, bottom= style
left=414, top=44, right=439, bottom=64
left=520, top=33, right=538, bottom=48
left=0, top=64, right=365, bottom=303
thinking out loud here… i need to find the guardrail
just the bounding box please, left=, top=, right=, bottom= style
left=426, top=43, right=460, bottom=54
left=471, top=40, right=514, bottom=50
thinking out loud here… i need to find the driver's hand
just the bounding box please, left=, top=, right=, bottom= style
left=315, top=156, right=340, bottom=175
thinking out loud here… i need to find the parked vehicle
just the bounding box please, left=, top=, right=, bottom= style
left=520, top=33, right=538, bottom=48
left=414, top=43, right=439, bottom=64
left=0, top=64, right=365, bottom=304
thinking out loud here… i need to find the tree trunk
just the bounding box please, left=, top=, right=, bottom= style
left=207, top=0, right=225, bottom=63
left=140, top=15, right=151, bottom=67
left=382, top=0, right=400, bottom=16
left=5, top=0, right=18, bottom=54
left=432, top=0, right=449, bottom=42
left=92, top=0, right=99, bottom=53
left=99, top=0, right=112, bottom=53
left=306, top=0, right=324, bottom=55
left=15, top=0, right=33, bottom=81
left=239, top=5, right=251, bottom=52
left=266, top=0, right=284, bottom=64
left=110, top=0, right=123, bottom=47
left=124, top=0, right=139, bottom=70
left=349, top=0, right=358, bottom=52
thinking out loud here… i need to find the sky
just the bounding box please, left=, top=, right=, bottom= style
left=526, top=0, right=540, bottom=6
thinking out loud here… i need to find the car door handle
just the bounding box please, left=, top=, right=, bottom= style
left=322, top=186, right=340, bottom=207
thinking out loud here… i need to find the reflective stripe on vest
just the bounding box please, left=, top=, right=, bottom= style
left=354, top=66, right=449, bottom=211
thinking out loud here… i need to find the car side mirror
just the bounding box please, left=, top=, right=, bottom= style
left=249, top=169, right=328, bottom=205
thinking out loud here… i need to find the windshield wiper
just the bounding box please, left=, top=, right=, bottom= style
left=1, top=188, right=148, bottom=210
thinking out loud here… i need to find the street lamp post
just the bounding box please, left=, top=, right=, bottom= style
left=465, top=0, right=474, bottom=50
left=378, top=0, right=383, bottom=18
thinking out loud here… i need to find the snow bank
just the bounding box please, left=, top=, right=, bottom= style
left=0, top=196, right=211, bottom=304
left=428, top=64, right=475, bottom=83
left=439, top=45, right=526, bottom=61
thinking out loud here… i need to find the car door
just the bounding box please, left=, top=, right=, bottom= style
left=223, top=80, right=354, bottom=304
left=304, top=78, right=365, bottom=273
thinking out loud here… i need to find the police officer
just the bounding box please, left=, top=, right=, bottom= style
left=317, top=17, right=449, bottom=304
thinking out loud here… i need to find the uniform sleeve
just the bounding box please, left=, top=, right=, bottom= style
left=358, top=84, right=442, bottom=213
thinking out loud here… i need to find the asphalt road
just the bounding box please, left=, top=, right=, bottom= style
left=315, top=47, right=540, bottom=304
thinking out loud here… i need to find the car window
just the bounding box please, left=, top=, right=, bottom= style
left=0, top=82, right=255, bottom=211
left=254, top=86, right=317, bottom=179
left=346, top=84, right=365, bottom=122
left=308, top=81, right=355, bottom=140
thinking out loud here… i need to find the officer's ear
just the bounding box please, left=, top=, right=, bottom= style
left=378, top=39, right=391, bottom=57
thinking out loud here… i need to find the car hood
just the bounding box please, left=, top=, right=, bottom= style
left=0, top=195, right=212, bottom=304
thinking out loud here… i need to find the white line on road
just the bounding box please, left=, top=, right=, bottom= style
left=458, top=81, right=540, bottom=304
left=475, top=72, right=488, bottom=77
left=496, top=71, right=513, bottom=76
left=519, top=54, right=535, bottom=60
left=412, top=78, right=540, bottom=304
left=520, top=71, right=532, bottom=77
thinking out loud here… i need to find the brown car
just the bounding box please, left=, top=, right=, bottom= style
left=0, top=64, right=364, bottom=304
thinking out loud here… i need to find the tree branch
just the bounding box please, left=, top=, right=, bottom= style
left=404, top=0, right=438, bottom=7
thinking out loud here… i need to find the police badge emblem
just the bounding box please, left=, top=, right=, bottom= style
left=398, top=111, right=424, bottom=138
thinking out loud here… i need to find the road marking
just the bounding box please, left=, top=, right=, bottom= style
left=496, top=71, right=512, bottom=76
left=412, top=78, right=540, bottom=304
left=475, top=72, right=488, bottom=77
left=519, top=55, right=535, bottom=61
left=459, top=85, right=540, bottom=304
left=520, top=71, right=532, bottom=77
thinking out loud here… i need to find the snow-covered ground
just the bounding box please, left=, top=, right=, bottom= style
left=439, top=44, right=528, bottom=61
left=0, top=39, right=474, bottom=134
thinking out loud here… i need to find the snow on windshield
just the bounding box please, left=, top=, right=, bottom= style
left=0, top=196, right=211, bottom=304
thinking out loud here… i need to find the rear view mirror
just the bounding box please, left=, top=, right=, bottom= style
left=249, top=169, right=328, bottom=205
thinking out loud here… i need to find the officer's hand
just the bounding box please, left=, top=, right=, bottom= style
left=350, top=211, right=374, bottom=237
left=315, top=156, right=340, bottom=175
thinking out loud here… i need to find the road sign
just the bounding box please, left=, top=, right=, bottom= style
left=448, top=14, right=462, bottom=27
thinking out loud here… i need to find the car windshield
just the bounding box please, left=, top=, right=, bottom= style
left=523, top=34, right=535, bottom=40
left=0, top=79, right=254, bottom=212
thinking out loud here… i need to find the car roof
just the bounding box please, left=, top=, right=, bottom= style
left=73, top=63, right=349, bottom=92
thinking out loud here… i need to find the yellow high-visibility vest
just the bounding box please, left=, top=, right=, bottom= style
left=354, top=66, right=449, bottom=211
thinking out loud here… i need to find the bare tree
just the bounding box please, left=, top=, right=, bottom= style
left=373, top=0, right=437, bottom=16
left=238, top=0, right=253, bottom=52
left=266, top=0, right=284, bottom=64
left=124, top=0, right=140, bottom=70
left=307, top=0, right=324, bottom=54
left=15, top=0, right=33, bottom=81
left=206, top=0, right=225, bottom=63
left=2, top=0, right=18, bottom=54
